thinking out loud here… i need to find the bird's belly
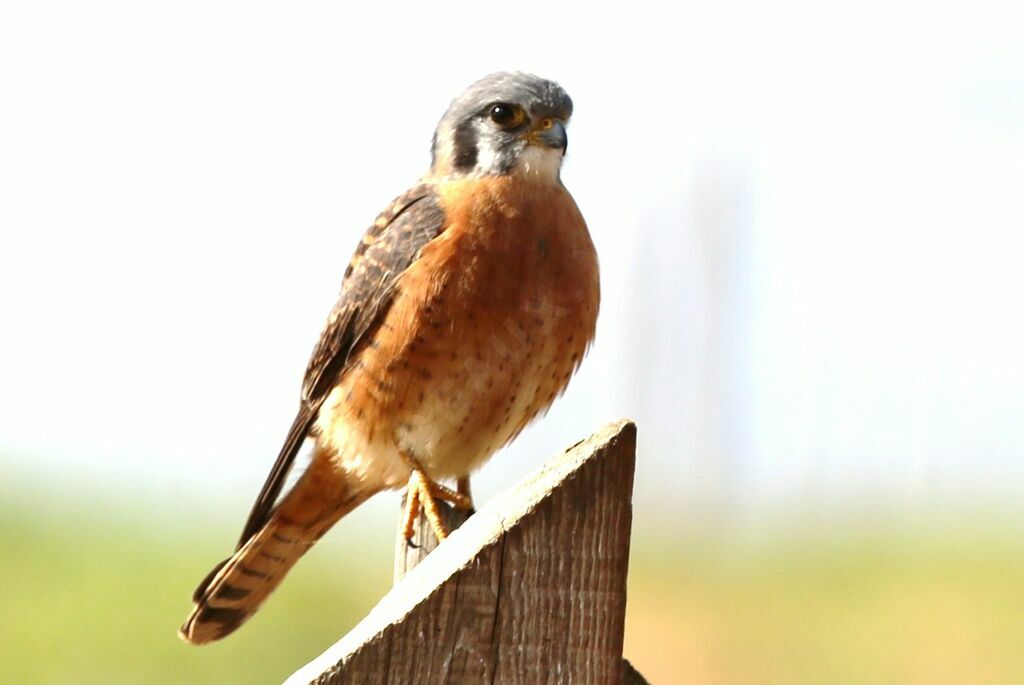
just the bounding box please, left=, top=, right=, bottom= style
left=317, top=288, right=593, bottom=488
left=392, top=290, right=590, bottom=478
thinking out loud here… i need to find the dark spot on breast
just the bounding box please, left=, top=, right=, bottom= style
left=537, top=237, right=548, bottom=257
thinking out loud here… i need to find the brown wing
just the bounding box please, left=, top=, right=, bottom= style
left=235, top=184, right=446, bottom=548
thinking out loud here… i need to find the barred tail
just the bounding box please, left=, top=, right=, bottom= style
left=179, top=463, right=372, bottom=645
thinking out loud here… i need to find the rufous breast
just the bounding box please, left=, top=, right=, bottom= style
left=321, top=175, right=599, bottom=486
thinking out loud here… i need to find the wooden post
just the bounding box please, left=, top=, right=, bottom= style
left=287, top=420, right=647, bottom=685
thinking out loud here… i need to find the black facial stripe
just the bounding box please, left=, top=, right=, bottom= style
left=452, top=121, right=478, bottom=171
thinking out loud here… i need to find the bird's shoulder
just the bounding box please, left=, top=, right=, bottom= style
left=301, top=182, right=447, bottom=404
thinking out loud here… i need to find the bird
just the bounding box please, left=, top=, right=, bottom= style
left=179, top=72, right=600, bottom=645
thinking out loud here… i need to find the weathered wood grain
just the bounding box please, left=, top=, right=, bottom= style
left=287, top=420, right=638, bottom=685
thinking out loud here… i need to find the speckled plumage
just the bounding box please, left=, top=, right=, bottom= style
left=318, top=175, right=598, bottom=488
left=180, top=72, right=599, bottom=645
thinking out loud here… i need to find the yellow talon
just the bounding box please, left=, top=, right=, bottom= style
left=399, top=456, right=475, bottom=543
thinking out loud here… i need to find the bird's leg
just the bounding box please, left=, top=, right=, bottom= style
left=398, top=454, right=473, bottom=543
left=400, top=476, right=422, bottom=542
left=457, top=476, right=475, bottom=513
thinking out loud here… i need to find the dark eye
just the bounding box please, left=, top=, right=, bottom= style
left=488, top=103, right=525, bottom=129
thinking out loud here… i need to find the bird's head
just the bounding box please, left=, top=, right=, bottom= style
left=430, top=72, right=573, bottom=183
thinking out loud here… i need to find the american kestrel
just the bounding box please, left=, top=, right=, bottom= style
left=180, top=72, right=599, bottom=645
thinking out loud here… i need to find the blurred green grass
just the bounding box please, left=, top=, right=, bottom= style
left=625, top=522, right=1024, bottom=684
left=0, top=495, right=394, bottom=684
left=2, top=495, right=1022, bottom=684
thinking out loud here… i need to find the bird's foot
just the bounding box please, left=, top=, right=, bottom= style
left=400, top=467, right=474, bottom=543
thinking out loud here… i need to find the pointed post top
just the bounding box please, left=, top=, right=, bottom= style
left=289, top=420, right=638, bottom=685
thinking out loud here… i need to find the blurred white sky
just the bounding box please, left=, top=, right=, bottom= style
left=1, top=1, right=1022, bottom=525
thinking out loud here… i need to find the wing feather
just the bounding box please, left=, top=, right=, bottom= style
left=234, top=184, right=446, bottom=548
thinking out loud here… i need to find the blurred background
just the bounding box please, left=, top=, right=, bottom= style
left=2, top=1, right=1023, bottom=682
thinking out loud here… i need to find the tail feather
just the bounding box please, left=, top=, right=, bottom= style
left=179, top=464, right=372, bottom=645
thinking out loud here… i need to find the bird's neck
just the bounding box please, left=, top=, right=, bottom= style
left=427, top=148, right=564, bottom=187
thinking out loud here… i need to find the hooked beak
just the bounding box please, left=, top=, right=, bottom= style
left=530, top=119, right=568, bottom=153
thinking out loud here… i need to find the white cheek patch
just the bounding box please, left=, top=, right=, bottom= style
left=474, top=139, right=501, bottom=176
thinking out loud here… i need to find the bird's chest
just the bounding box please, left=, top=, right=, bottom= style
left=332, top=178, right=598, bottom=481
